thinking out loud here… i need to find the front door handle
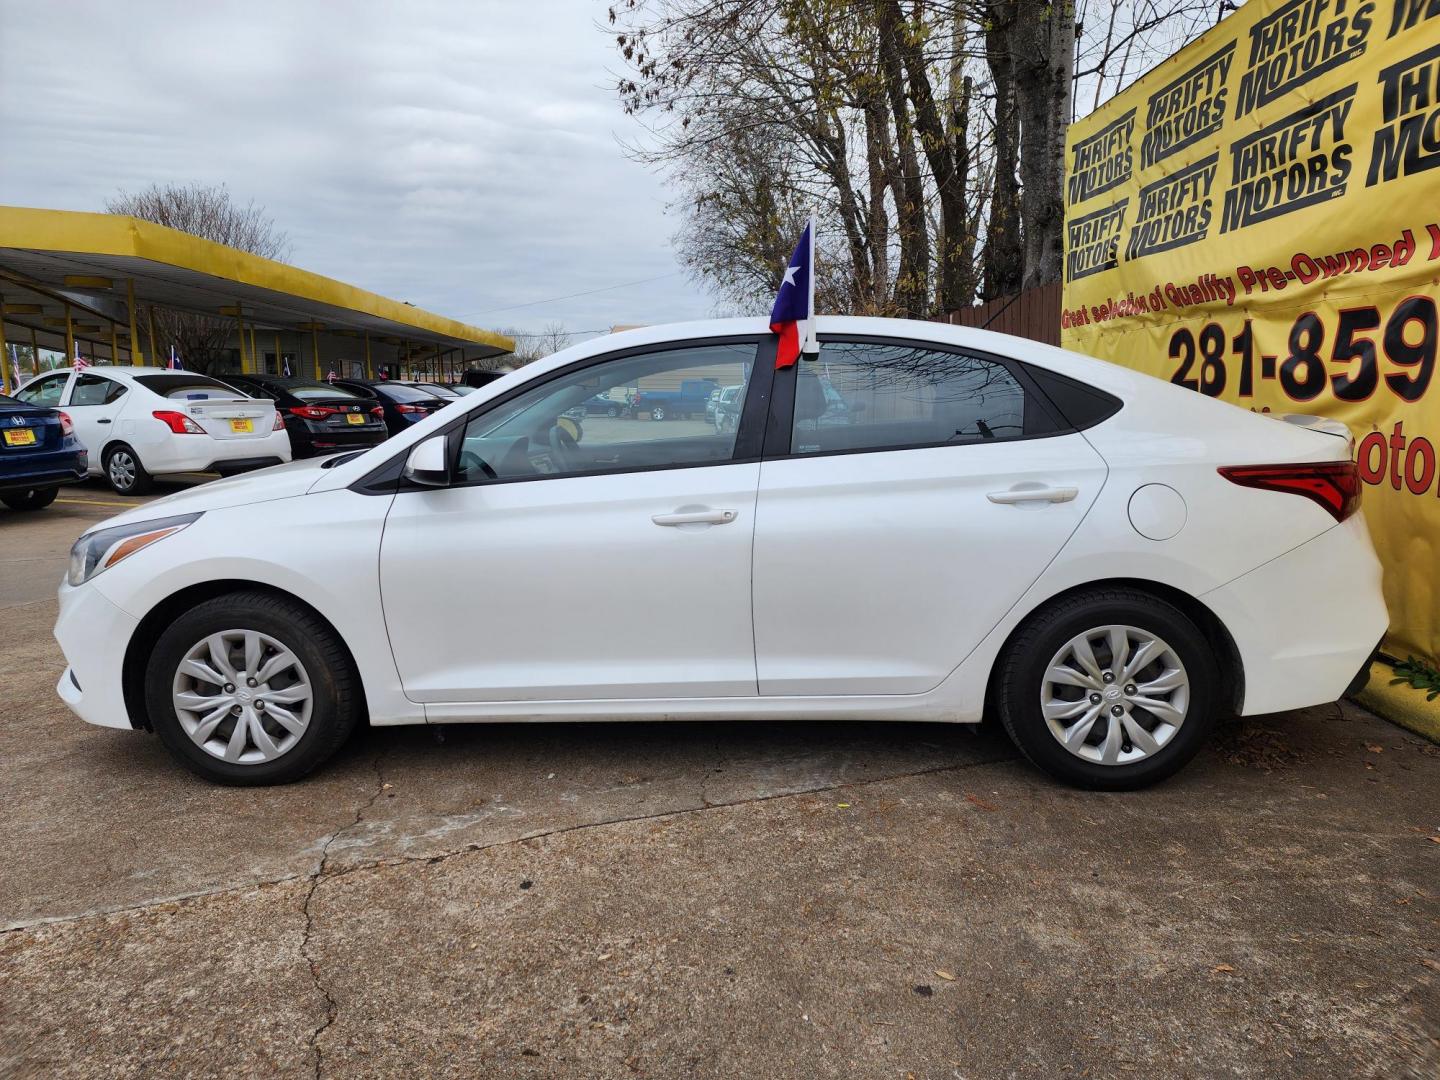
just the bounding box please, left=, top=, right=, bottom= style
left=97, top=418, right=112, bottom=425
left=987, top=486, right=1078, bottom=505
left=652, top=509, right=737, bottom=527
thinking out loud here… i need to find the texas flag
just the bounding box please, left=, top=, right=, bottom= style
left=769, top=218, right=817, bottom=369
left=168, top=346, right=183, bottom=370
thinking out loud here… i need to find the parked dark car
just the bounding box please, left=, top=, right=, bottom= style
left=630, top=378, right=719, bottom=421
left=460, top=369, right=506, bottom=390
left=332, top=379, right=448, bottom=436
left=710, top=384, right=745, bottom=433
left=401, top=381, right=462, bottom=400
left=0, top=393, right=88, bottom=510
left=581, top=393, right=628, bottom=417
left=222, top=375, right=387, bottom=457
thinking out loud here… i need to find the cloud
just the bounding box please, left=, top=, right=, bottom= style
left=0, top=0, right=718, bottom=336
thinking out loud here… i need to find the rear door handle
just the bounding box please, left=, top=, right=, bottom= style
left=97, top=418, right=112, bottom=425
left=987, top=486, right=1078, bottom=505
left=652, top=509, right=737, bottom=526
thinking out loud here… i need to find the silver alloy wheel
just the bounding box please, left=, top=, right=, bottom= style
left=170, top=629, right=314, bottom=764
left=108, top=450, right=136, bottom=490
left=1040, top=624, right=1189, bottom=766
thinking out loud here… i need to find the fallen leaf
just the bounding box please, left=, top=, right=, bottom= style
left=1212, top=964, right=1235, bottom=974
left=836, top=803, right=851, bottom=809
left=934, top=970, right=957, bottom=981
left=964, top=793, right=998, bottom=811
left=597, top=953, right=612, bottom=961
left=1429, top=837, right=1440, bottom=845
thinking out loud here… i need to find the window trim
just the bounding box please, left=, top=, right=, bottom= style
left=763, top=334, right=1074, bottom=462
left=67, top=373, right=128, bottom=407
left=353, top=334, right=775, bottom=495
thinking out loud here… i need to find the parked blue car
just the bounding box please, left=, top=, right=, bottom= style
left=0, top=394, right=88, bottom=511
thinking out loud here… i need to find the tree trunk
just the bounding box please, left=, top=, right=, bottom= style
left=863, top=97, right=894, bottom=314
left=984, top=0, right=1024, bottom=300
left=1013, top=0, right=1075, bottom=289
left=876, top=0, right=931, bottom=318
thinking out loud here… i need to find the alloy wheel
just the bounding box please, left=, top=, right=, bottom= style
left=1040, top=624, right=1189, bottom=766
left=170, top=629, right=314, bottom=764
left=108, top=450, right=136, bottom=491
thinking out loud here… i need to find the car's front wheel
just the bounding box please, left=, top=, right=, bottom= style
left=143, top=591, right=362, bottom=785
left=650, top=406, right=666, bottom=421
left=104, top=444, right=154, bottom=495
left=1, top=486, right=59, bottom=511
left=994, top=588, right=1219, bottom=790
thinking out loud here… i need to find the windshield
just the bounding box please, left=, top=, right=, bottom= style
left=134, top=374, right=245, bottom=400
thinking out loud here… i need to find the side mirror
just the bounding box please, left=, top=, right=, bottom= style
left=403, top=437, right=449, bottom=487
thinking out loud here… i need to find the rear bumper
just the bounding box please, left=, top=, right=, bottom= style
left=292, top=426, right=387, bottom=456
left=1203, top=515, right=1388, bottom=715
left=147, top=430, right=292, bottom=475
left=0, top=461, right=88, bottom=491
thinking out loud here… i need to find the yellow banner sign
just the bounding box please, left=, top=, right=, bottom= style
left=1062, top=0, right=1440, bottom=666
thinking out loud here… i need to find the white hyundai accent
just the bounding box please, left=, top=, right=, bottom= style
left=53, top=318, right=1387, bottom=789
left=14, top=366, right=290, bottom=493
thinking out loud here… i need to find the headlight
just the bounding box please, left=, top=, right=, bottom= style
left=68, top=513, right=202, bottom=587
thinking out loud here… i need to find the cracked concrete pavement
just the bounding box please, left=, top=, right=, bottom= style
left=1, top=485, right=1437, bottom=1077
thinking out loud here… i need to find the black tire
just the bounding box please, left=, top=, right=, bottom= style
left=143, top=591, right=362, bottom=785
left=994, top=588, right=1220, bottom=791
left=1, top=486, right=59, bottom=511
left=103, top=443, right=154, bottom=495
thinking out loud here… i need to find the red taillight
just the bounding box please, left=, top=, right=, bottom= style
left=58, top=411, right=74, bottom=437
left=370, top=406, right=383, bottom=417
left=289, top=406, right=336, bottom=420
left=395, top=403, right=422, bottom=413
left=152, top=410, right=205, bottom=434
left=1218, top=461, right=1361, bottom=523
left=272, top=411, right=286, bottom=432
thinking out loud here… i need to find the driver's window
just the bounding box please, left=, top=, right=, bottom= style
left=15, top=373, right=67, bottom=407
left=456, top=342, right=756, bottom=483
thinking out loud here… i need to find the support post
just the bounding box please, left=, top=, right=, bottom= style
left=0, top=300, right=10, bottom=395
left=65, top=305, right=74, bottom=365
left=127, top=279, right=142, bottom=364
left=30, top=326, right=40, bottom=376
left=364, top=331, right=372, bottom=379
left=110, top=320, right=119, bottom=365
left=274, top=332, right=281, bottom=375
left=312, top=328, right=321, bottom=379
left=147, top=305, right=159, bottom=367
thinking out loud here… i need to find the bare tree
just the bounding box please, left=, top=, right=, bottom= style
left=105, top=183, right=291, bottom=373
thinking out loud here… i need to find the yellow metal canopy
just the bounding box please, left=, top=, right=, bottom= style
left=0, top=205, right=512, bottom=362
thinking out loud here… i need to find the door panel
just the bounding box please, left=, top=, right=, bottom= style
left=752, top=340, right=1108, bottom=697
left=752, top=437, right=1105, bottom=695
left=379, top=464, right=760, bottom=702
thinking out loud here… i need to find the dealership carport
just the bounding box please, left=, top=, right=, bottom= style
left=0, top=206, right=513, bottom=392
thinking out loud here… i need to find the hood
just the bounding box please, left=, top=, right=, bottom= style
left=86, top=455, right=335, bottom=534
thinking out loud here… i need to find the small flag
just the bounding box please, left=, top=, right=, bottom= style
left=769, top=217, right=817, bottom=369
left=168, top=346, right=183, bottom=371
left=72, top=342, right=90, bottom=372
left=326, top=369, right=336, bottom=384
left=8, top=345, right=21, bottom=392
left=282, top=355, right=292, bottom=377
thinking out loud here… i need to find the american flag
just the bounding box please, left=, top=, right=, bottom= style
left=72, top=343, right=90, bottom=372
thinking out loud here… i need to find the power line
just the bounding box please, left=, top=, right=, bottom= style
left=459, top=272, right=681, bottom=319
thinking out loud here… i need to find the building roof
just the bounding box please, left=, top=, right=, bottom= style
left=0, top=206, right=512, bottom=358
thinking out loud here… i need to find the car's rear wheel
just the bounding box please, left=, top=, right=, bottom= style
left=995, top=588, right=1219, bottom=790
left=607, top=405, right=619, bottom=417
left=650, top=406, right=666, bottom=421
left=104, top=444, right=153, bottom=495
left=1, top=486, right=58, bottom=511
left=143, top=591, right=361, bottom=785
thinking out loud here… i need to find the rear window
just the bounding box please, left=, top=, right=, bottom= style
left=287, top=382, right=361, bottom=401
left=134, top=374, right=245, bottom=400
left=374, top=383, right=436, bottom=402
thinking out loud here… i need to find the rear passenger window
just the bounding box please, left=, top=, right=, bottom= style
left=69, top=374, right=128, bottom=406
left=789, top=342, right=1055, bottom=455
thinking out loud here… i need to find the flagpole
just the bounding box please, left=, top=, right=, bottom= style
left=803, top=214, right=818, bottom=356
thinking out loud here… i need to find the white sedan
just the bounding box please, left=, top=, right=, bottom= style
left=14, top=366, right=290, bottom=493
left=53, top=318, right=1386, bottom=789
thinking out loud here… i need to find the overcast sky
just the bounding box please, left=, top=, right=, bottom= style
left=0, top=0, right=716, bottom=342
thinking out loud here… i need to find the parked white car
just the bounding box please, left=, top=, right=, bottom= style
left=53, top=318, right=1386, bottom=789
left=14, top=366, right=290, bottom=493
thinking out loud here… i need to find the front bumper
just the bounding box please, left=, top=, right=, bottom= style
left=1203, top=515, right=1388, bottom=715
left=55, top=581, right=142, bottom=730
